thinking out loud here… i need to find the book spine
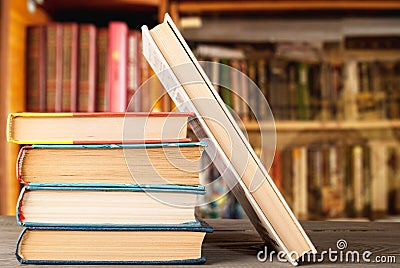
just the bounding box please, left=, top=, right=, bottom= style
left=239, top=60, right=250, bottom=121
left=297, top=62, right=311, bottom=120
left=96, top=28, right=109, bottom=112
left=61, top=23, right=78, bottom=112
left=370, top=143, right=388, bottom=218
left=219, top=59, right=232, bottom=108
left=26, top=26, right=46, bottom=112
left=127, top=30, right=141, bottom=112
left=78, top=24, right=96, bottom=112
left=108, top=22, right=128, bottom=112
left=46, top=24, right=63, bottom=112
left=292, top=146, right=308, bottom=219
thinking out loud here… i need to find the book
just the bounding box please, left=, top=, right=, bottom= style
left=108, top=22, right=128, bottom=112
left=61, top=23, right=78, bottom=112
left=16, top=225, right=211, bottom=264
left=17, top=142, right=204, bottom=185
left=7, top=112, right=192, bottom=144
left=127, top=30, right=142, bottom=112
left=26, top=26, right=46, bottom=112
left=46, top=24, right=63, bottom=112
left=16, top=184, right=204, bottom=227
left=142, top=14, right=316, bottom=265
left=297, top=62, right=311, bottom=120
left=95, top=28, right=109, bottom=112
left=78, top=24, right=96, bottom=112
left=292, top=146, right=308, bottom=220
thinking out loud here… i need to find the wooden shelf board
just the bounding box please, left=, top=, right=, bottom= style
left=176, top=1, right=400, bottom=14
left=42, top=0, right=159, bottom=13
left=244, top=120, right=400, bottom=131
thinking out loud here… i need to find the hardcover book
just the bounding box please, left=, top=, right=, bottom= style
left=7, top=112, right=192, bottom=144
left=142, top=14, right=316, bottom=265
left=46, top=24, right=63, bottom=112
left=108, top=22, right=128, bottom=112
left=17, top=142, right=205, bottom=185
left=16, top=224, right=212, bottom=264
left=26, top=26, right=46, bottom=112
left=61, top=23, right=78, bottom=112
left=78, top=24, right=96, bottom=112
left=16, top=184, right=205, bottom=227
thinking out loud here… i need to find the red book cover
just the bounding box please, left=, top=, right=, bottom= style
left=61, top=23, right=78, bottom=112
left=127, top=30, right=141, bottom=112
left=46, top=24, right=63, bottom=112
left=108, top=21, right=128, bottom=112
left=96, top=28, right=109, bottom=112
left=26, top=26, right=46, bottom=112
left=78, top=24, right=96, bottom=112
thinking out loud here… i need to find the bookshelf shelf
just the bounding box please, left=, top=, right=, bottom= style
left=245, top=120, right=400, bottom=132
left=174, top=1, right=400, bottom=13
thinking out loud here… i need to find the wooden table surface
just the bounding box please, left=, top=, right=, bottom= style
left=0, top=216, right=399, bottom=267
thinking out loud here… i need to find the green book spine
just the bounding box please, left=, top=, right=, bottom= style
left=219, top=59, right=232, bottom=108
left=297, top=62, right=311, bottom=120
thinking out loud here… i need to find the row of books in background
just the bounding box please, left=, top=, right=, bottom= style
left=26, top=22, right=169, bottom=113
left=195, top=44, right=400, bottom=121
left=8, top=113, right=210, bottom=264
left=198, top=140, right=400, bottom=220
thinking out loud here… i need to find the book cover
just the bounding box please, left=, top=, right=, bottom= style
left=46, top=23, right=63, bottom=112
left=108, top=22, right=128, bottom=112
left=7, top=112, right=193, bottom=144
left=142, top=14, right=316, bottom=265
left=26, top=26, right=46, bottom=112
left=96, top=28, right=109, bottom=112
left=78, top=24, right=96, bottom=112
left=61, top=23, right=78, bottom=112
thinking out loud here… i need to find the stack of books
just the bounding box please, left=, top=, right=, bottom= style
left=8, top=112, right=212, bottom=264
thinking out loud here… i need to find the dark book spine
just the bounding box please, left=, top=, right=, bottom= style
left=78, top=24, right=96, bottom=112
left=26, top=26, right=46, bottom=112
left=61, top=23, right=78, bottom=112
left=46, top=24, right=63, bottom=112
left=127, top=30, right=141, bottom=112
left=108, top=21, right=128, bottom=112
left=96, top=28, right=109, bottom=112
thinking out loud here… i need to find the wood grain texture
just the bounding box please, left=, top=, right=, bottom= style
left=1, top=217, right=399, bottom=267
left=0, top=0, right=50, bottom=215
left=176, top=1, right=400, bottom=13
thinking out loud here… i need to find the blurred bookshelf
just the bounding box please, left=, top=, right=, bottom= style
left=1, top=0, right=400, bottom=222
left=171, top=1, right=400, bottom=221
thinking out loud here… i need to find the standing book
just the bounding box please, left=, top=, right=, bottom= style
left=46, top=24, right=63, bottom=112
left=61, top=23, right=78, bottom=112
left=78, top=24, right=96, bottom=112
left=141, top=13, right=316, bottom=265
left=108, top=22, right=128, bottom=112
left=26, top=26, right=46, bottom=112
